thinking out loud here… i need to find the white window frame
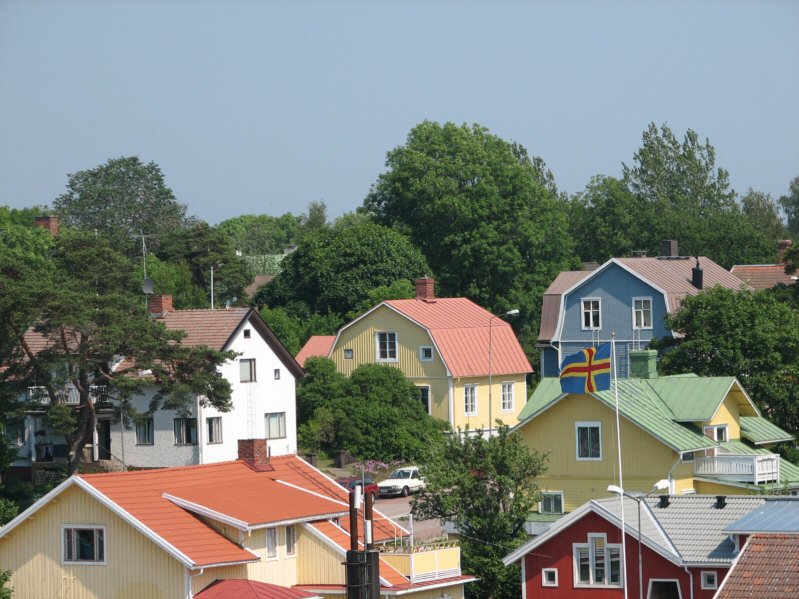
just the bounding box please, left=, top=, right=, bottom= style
left=266, top=527, right=278, bottom=560
left=376, top=331, right=398, bottom=362
left=632, top=297, right=653, bottom=330
left=419, top=346, right=434, bottom=361
left=700, top=571, right=717, bottom=590
left=417, top=386, right=431, bottom=415
left=240, top=358, right=256, bottom=383
left=206, top=416, right=223, bottom=444
left=61, top=525, right=106, bottom=565
left=265, top=412, right=286, bottom=440
left=576, top=421, right=602, bottom=461
left=286, top=524, right=297, bottom=557
left=581, top=298, right=601, bottom=330
left=647, top=579, right=682, bottom=599
left=501, top=381, right=514, bottom=412
left=135, top=417, right=154, bottom=445
left=705, top=424, right=728, bottom=442
left=542, top=568, right=558, bottom=587
left=173, top=417, right=197, bottom=446
left=464, top=384, right=477, bottom=416
left=573, top=533, right=623, bottom=588
left=540, top=491, right=564, bottom=515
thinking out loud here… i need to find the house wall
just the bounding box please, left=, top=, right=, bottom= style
left=296, top=525, right=346, bottom=584
left=705, top=394, right=741, bottom=440
left=520, top=510, right=693, bottom=599
left=330, top=306, right=451, bottom=424
left=516, top=394, right=683, bottom=511
left=0, top=485, right=185, bottom=599
left=451, top=375, right=527, bottom=432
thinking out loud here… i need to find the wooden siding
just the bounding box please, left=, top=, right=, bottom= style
left=1, top=485, right=185, bottom=599
left=516, top=394, right=682, bottom=511
left=296, top=526, right=346, bottom=584
left=380, top=546, right=460, bottom=578
left=451, top=375, right=527, bottom=432
left=693, top=480, right=758, bottom=496
left=706, top=394, right=742, bottom=440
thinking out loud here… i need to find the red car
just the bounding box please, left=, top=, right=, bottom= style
left=336, top=476, right=379, bottom=500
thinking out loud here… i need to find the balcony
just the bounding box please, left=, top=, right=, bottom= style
left=27, top=385, right=110, bottom=405
left=694, top=453, right=780, bottom=484
left=378, top=541, right=461, bottom=583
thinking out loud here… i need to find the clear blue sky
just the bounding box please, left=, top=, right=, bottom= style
left=1, top=1, right=797, bottom=224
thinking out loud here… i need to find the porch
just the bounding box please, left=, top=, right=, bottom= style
left=694, top=453, right=780, bottom=484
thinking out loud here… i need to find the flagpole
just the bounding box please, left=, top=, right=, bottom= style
left=612, top=332, right=628, bottom=599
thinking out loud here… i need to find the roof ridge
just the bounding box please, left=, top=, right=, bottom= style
left=79, top=459, right=245, bottom=479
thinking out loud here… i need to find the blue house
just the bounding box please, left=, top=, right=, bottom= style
left=538, top=248, right=749, bottom=377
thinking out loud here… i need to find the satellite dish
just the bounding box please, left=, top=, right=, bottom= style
left=141, top=277, right=155, bottom=295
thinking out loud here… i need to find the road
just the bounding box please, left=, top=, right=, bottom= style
left=373, top=494, right=442, bottom=541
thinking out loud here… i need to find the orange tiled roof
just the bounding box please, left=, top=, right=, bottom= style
left=196, top=580, right=321, bottom=599
left=384, top=298, right=532, bottom=377
left=295, top=336, right=336, bottom=366
left=731, top=264, right=795, bottom=289
left=161, top=308, right=251, bottom=350
left=716, top=534, right=799, bottom=598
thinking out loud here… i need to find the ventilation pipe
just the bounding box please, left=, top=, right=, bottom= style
left=692, top=257, right=703, bottom=290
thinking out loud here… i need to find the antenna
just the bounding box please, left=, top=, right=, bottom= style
left=141, top=278, right=155, bottom=295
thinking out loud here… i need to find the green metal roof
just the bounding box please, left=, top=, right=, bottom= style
left=646, top=376, right=740, bottom=421
left=717, top=440, right=799, bottom=488
left=520, top=378, right=564, bottom=421
left=740, top=416, right=795, bottom=445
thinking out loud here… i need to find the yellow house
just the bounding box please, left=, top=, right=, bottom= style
left=513, top=350, right=799, bottom=516
left=0, top=440, right=474, bottom=599
left=297, top=279, right=533, bottom=435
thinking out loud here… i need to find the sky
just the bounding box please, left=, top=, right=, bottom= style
left=1, top=1, right=797, bottom=225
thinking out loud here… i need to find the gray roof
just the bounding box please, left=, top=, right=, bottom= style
left=724, top=498, right=799, bottom=534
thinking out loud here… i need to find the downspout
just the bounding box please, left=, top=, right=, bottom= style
left=683, top=566, right=694, bottom=599
left=197, top=396, right=204, bottom=464
left=185, top=567, right=204, bottom=598
left=448, top=378, right=454, bottom=431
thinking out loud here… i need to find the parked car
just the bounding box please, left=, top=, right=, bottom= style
left=336, top=476, right=379, bottom=500
left=378, top=467, right=425, bottom=497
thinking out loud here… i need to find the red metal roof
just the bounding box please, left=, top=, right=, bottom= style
left=384, top=298, right=532, bottom=377
left=716, top=534, right=799, bottom=598
left=295, top=336, right=335, bottom=366
left=731, top=264, right=795, bottom=289
left=196, top=580, right=321, bottom=599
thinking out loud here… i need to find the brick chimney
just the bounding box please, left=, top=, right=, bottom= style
left=147, top=295, right=173, bottom=317
left=34, top=216, right=59, bottom=237
left=778, top=240, right=793, bottom=262
left=238, top=439, right=273, bottom=471
left=415, top=278, right=435, bottom=301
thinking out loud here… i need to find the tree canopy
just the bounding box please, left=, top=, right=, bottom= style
left=780, top=175, right=799, bottom=236
left=413, top=425, right=547, bottom=599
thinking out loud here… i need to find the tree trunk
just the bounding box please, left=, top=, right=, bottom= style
left=68, top=398, right=96, bottom=475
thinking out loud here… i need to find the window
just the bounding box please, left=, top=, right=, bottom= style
left=243, top=328, right=251, bottom=339
left=417, top=386, right=431, bottom=414
left=700, top=571, right=717, bottom=590
left=501, top=382, right=514, bottom=412
left=286, top=525, right=296, bottom=556
left=464, top=385, right=477, bottom=416
left=419, top=346, right=434, bottom=361
left=540, top=492, right=564, bottom=515
left=240, top=358, right=256, bottom=382
left=265, top=412, right=286, bottom=439
left=542, top=568, right=558, bottom=587
left=274, top=368, right=281, bottom=380
left=135, top=417, right=154, bottom=445
left=344, top=348, right=354, bottom=359
left=648, top=580, right=681, bottom=598
left=576, top=422, right=601, bottom=460
left=573, top=533, right=622, bottom=587
left=266, top=527, right=277, bottom=559
left=581, top=298, right=601, bottom=330
left=63, top=527, right=105, bottom=563
left=681, top=451, right=695, bottom=463
left=5, top=418, right=25, bottom=446
left=174, top=418, right=197, bottom=445
left=705, top=424, right=728, bottom=442
left=206, top=417, right=223, bottom=444
left=376, top=332, right=398, bottom=361
left=633, top=297, right=653, bottom=329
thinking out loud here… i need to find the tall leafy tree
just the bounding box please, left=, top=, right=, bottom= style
left=780, top=175, right=799, bottom=236
left=216, top=212, right=301, bottom=255
left=363, top=121, right=576, bottom=354
left=413, top=425, right=547, bottom=599
left=740, top=189, right=789, bottom=245
left=52, top=157, right=191, bottom=256
left=654, top=286, right=799, bottom=435
left=0, top=230, right=235, bottom=474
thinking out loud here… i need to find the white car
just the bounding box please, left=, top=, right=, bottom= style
left=378, top=467, right=425, bottom=497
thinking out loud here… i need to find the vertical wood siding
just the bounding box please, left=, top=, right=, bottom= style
left=296, top=527, right=346, bottom=584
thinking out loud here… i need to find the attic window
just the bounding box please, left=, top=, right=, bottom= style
left=344, top=349, right=353, bottom=359
left=243, top=329, right=251, bottom=339
left=419, top=346, right=434, bottom=361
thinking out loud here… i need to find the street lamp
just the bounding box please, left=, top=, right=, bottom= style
left=607, top=479, right=670, bottom=599
left=488, top=309, right=520, bottom=437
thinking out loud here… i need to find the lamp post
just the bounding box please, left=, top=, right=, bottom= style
left=607, top=479, right=670, bottom=599
left=488, top=309, right=519, bottom=437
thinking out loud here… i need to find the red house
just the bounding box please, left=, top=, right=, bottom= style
left=503, top=494, right=767, bottom=599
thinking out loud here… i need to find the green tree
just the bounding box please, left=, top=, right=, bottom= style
left=135, top=255, right=207, bottom=310
left=297, top=200, right=329, bottom=242
left=654, top=286, right=799, bottom=434
left=779, top=176, right=799, bottom=236
left=255, top=221, right=429, bottom=318
left=740, top=189, right=789, bottom=244
left=413, top=425, right=547, bottom=599
left=0, top=230, right=235, bottom=474
left=216, top=212, right=300, bottom=255
left=0, top=569, right=12, bottom=599
left=345, top=279, right=415, bottom=319
left=52, top=157, right=190, bottom=256
left=363, top=121, right=576, bottom=355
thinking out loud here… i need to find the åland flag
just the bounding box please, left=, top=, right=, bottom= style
left=559, top=343, right=612, bottom=394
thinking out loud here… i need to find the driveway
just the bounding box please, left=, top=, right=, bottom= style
left=374, top=494, right=442, bottom=541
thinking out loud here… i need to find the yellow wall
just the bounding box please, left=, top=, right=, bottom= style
left=0, top=485, right=185, bottom=599
left=295, top=526, right=346, bottom=584
left=450, top=375, right=527, bottom=432
left=694, top=480, right=759, bottom=496
left=706, top=394, right=742, bottom=439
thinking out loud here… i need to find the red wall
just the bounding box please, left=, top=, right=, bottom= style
left=522, top=511, right=725, bottom=598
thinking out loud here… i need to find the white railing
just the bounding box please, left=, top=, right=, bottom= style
left=694, top=453, right=780, bottom=484
left=27, top=385, right=110, bottom=405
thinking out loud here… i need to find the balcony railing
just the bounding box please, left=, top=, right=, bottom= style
left=694, top=453, right=780, bottom=484
left=378, top=542, right=461, bottom=583
left=27, top=385, right=110, bottom=405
